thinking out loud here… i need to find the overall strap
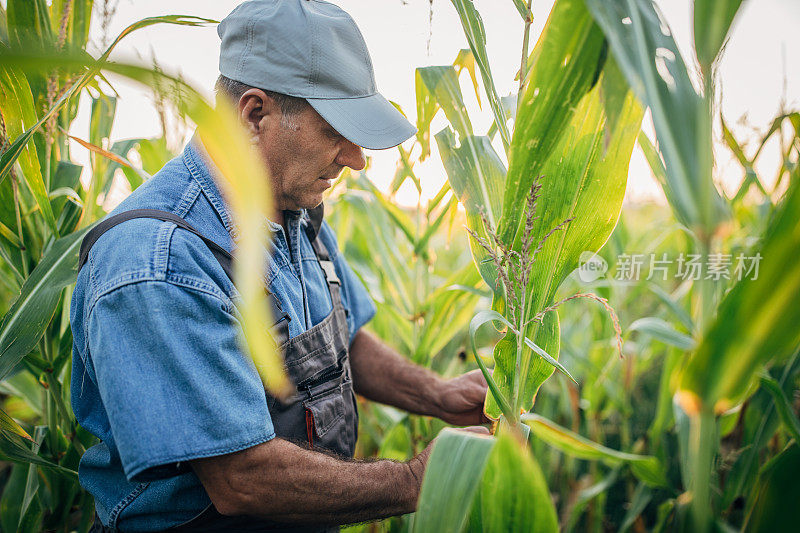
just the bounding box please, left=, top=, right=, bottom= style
left=302, top=203, right=342, bottom=306
left=78, top=209, right=291, bottom=342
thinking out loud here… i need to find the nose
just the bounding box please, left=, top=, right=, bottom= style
left=336, top=139, right=366, bottom=171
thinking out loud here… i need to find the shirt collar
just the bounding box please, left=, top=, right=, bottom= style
left=183, top=133, right=240, bottom=241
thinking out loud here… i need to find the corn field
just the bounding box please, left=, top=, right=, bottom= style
left=0, top=0, right=799, bottom=531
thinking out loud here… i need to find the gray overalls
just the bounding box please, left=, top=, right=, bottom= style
left=82, top=206, right=358, bottom=532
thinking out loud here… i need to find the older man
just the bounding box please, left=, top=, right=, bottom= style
left=72, top=1, right=488, bottom=531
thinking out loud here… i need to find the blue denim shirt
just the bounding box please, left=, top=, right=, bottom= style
left=70, top=139, right=375, bottom=531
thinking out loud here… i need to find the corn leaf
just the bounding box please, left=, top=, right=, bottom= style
left=416, top=66, right=473, bottom=140
left=693, top=0, right=747, bottom=75
left=743, top=443, right=800, bottom=532
left=0, top=409, right=31, bottom=442
left=586, top=0, right=726, bottom=236
left=521, top=413, right=668, bottom=487
left=0, top=425, right=76, bottom=478
left=436, top=129, right=505, bottom=301
left=758, top=374, right=800, bottom=443
left=0, top=15, right=215, bottom=188
left=499, top=0, right=606, bottom=244
left=488, top=72, right=643, bottom=418
left=628, top=317, right=695, bottom=350
left=449, top=0, right=511, bottom=153
left=0, top=61, right=57, bottom=234
left=466, top=431, right=559, bottom=532
left=679, top=177, right=800, bottom=412
left=412, top=428, right=496, bottom=533
left=453, top=48, right=481, bottom=107
left=18, top=426, right=44, bottom=530
left=0, top=227, right=89, bottom=381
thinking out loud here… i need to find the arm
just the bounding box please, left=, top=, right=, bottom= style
left=191, top=436, right=430, bottom=525
left=349, top=329, right=489, bottom=426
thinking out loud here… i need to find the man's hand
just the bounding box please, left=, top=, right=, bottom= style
left=432, top=369, right=491, bottom=426
left=349, top=331, right=492, bottom=426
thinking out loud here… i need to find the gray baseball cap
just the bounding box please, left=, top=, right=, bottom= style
left=218, top=0, right=416, bottom=150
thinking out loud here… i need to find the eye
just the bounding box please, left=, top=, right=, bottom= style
left=324, top=128, right=343, bottom=142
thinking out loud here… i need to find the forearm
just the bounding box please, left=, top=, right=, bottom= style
left=193, top=437, right=423, bottom=525
left=349, top=329, right=444, bottom=417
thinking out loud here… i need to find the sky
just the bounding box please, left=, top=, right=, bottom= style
left=66, top=0, right=800, bottom=208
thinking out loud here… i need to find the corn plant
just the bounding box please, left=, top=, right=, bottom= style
left=410, top=0, right=651, bottom=529
left=409, top=0, right=800, bottom=530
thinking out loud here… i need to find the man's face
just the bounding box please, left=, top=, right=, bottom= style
left=252, top=100, right=366, bottom=212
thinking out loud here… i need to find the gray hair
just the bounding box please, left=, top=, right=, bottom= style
left=214, top=75, right=307, bottom=129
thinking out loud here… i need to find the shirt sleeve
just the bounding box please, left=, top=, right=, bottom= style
left=87, top=279, right=274, bottom=483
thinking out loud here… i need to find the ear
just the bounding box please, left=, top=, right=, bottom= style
left=238, top=89, right=281, bottom=137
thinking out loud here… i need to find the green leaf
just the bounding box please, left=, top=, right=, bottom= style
left=499, top=0, right=607, bottom=244
left=0, top=408, right=32, bottom=441
left=6, top=0, right=53, bottom=48
left=679, top=177, right=800, bottom=412
left=744, top=442, right=800, bottom=532
left=449, top=0, right=511, bottom=153
left=521, top=413, right=668, bottom=487
left=0, top=61, right=58, bottom=234
left=436, top=129, right=505, bottom=299
left=586, top=0, right=726, bottom=236
left=628, top=317, right=695, bottom=350
left=416, top=66, right=473, bottom=140
left=489, top=70, right=643, bottom=418
left=466, top=431, right=558, bottom=532
left=412, top=428, right=496, bottom=533
left=694, top=0, right=747, bottom=75
left=0, top=15, right=215, bottom=188
left=18, top=426, right=45, bottom=530
left=0, top=424, right=76, bottom=478
left=452, top=48, right=481, bottom=107
left=469, top=311, right=516, bottom=421
left=758, top=374, right=800, bottom=442
left=619, top=483, right=653, bottom=532
left=377, top=421, right=412, bottom=462
left=0, top=227, right=89, bottom=380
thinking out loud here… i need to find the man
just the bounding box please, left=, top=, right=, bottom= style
left=71, top=1, right=489, bottom=531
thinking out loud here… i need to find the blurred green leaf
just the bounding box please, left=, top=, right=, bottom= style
left=628, top=317, right=695, bottom=350
left=744, top=443, right=800, bottom=532
left=679, top=177, right=800, bottom=412
left=758, top=374, right=800, bottom=442
left=522, top=413, right=668, bottom=486
left=694, top=0, right=747, bottom=75
left=412, top=428, right=496, bottom=533
left=466, top=430, right=559, bottom=532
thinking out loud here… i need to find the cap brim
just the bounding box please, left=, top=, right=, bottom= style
left=307, top=93, right=416, bottom=150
